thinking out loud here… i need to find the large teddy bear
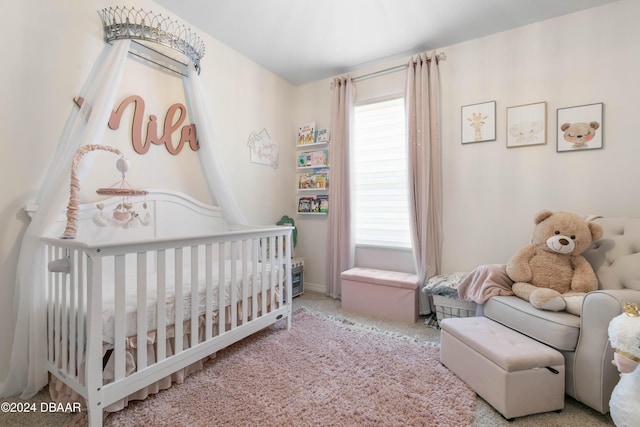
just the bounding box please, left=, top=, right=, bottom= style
left=506, top=210, right=603, bottom=315
left=607, top=303, right=640, bottom=427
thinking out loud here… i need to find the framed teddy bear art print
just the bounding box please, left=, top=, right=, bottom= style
left=556, top=102, right=604, bottom=152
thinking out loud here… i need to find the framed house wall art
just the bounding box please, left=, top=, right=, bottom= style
left=461, top=101, right=496, bottom=144
left=506, top=101, right=547, bottom=148
left=556, top=103, right=604, bottom=152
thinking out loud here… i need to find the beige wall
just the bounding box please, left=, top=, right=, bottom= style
left=293, top=0, right=640, bottom=288
left=439, top=0, right=640, bottom=271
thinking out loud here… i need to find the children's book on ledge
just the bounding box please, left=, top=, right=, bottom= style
left=316, top=128, right=330, bottom=143
left=298, top=168, right=329, bottom=189
left=297, top=123, right=331, bottom=146
left=297, top=150, right=328, bottom=168
left=297, top=122, right=316, bottom=145
left=298, top=195, right=329, bottom=214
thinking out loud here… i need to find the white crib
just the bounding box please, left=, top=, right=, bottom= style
left=37, top=190, right=293, bottom=426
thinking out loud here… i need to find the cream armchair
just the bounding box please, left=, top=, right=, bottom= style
left=482, top=217, right=640, bottom=414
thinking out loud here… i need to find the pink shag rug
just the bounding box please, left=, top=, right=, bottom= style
left=73, top=310, right=476, bottom=427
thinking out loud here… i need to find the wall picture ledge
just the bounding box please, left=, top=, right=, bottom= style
left=556, top=103, right=604, bottom=152
left=506, top=101, right=547, bottom=148
left=461, top=101, right=496, bottom=144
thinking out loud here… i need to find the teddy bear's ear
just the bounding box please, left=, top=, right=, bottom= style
left=588, top=221, right=603, bottom=241
left=534, top=210, right=554, bottom=224
left=590, top=121, right=600, bottom=130
left=561, top=123, right=571, bottom=131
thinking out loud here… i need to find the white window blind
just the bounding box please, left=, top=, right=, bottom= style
left=352, top=97, right=411, bottom=248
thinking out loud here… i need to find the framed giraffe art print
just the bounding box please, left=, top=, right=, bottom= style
left=461, top=101, right=496, bottom=144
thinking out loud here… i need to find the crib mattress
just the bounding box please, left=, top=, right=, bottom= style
left=98, top=260, right=279, bottom=344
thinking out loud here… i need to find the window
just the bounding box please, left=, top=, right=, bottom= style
left=352, top=97, right=411, bottom=248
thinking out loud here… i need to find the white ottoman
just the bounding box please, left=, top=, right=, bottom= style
left=440, top=316, right=565, bottom=420
left=341, top=267, right=419, bottom=322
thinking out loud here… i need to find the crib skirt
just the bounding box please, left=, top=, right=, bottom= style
left=49, top=296, right=274, bottom=412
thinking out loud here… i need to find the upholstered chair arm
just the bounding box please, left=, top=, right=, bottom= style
left=572, top=289, right=640, bottom=414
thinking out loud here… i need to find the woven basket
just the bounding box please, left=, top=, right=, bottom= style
left=433, top=294, right=477, bottom=323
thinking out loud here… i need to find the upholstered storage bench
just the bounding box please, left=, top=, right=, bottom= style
left=439, top=317, right=565, bottom=420
left=341, top=267, right=419, bottom=322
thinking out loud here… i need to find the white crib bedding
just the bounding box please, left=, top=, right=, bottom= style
left=100, top=259, right=280, bottom=344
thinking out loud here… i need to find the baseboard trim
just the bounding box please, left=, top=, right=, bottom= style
left=304, top=282, right=325, bottom=294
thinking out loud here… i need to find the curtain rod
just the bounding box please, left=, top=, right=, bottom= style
left=352, top=52, right=446, bottom=83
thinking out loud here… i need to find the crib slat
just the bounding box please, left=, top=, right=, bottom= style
left=54, top=246, right=62, bottom=367
left=46, top=245, right=54, bottom=363
left=61, top=254, right=68, bottom=373
left=251, top=238, right=259, bottom=321
left=137, top=252, right=148, bottom=370
left=77, top=251, right=85, bottom=378
left=218, top=242, right=225, bottom=332
left=230, top=241, right=238, bottom=329
left=277, top=236, right=285, bottom=308
left=270, top=236, right=277, bottom=310
left=260, top=238, right=268, bottom=315
left=114, top=254, right=126, bottom=381
left=205, top=244, right=213, bottom=340
left=191, top=245, right=199, bottom=347
left=68, top=249, right=77, bottom=377
left=156, top=250, right=167, bottom=362
left=273, top=236, right=278, bottom=309
left=278, top=235, right=285, bottom=307
left=241, top=240, right=249, bottom=324
left=174, top=248, right=183, bottom=354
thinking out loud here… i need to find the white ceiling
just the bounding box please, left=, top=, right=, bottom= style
left=155, top=0, right=618, bottom=86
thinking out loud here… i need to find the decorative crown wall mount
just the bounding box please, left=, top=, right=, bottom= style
left=98, top=6, right=206, bottom=73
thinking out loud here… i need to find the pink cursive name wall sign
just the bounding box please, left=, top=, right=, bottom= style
left=74, top=95, right=199, bottom=155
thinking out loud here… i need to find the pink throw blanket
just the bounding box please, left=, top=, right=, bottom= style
left=457, top=264, right=514, bottom=304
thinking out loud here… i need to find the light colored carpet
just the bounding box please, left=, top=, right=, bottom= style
left=0, top=290, right=615, bottom=426
left=85, top=309, right=476, bottom=426
left=295, top=291, right=615, bottom=427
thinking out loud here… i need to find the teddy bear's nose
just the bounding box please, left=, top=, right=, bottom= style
left=559, top=238, right=570, bottom=245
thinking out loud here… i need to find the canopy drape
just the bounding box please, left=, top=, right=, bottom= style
left=0, top=39, right=131, bottom=398
left=1, top=38, right=246, bottom=398
left=182, top=66, right=247, bottom=225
